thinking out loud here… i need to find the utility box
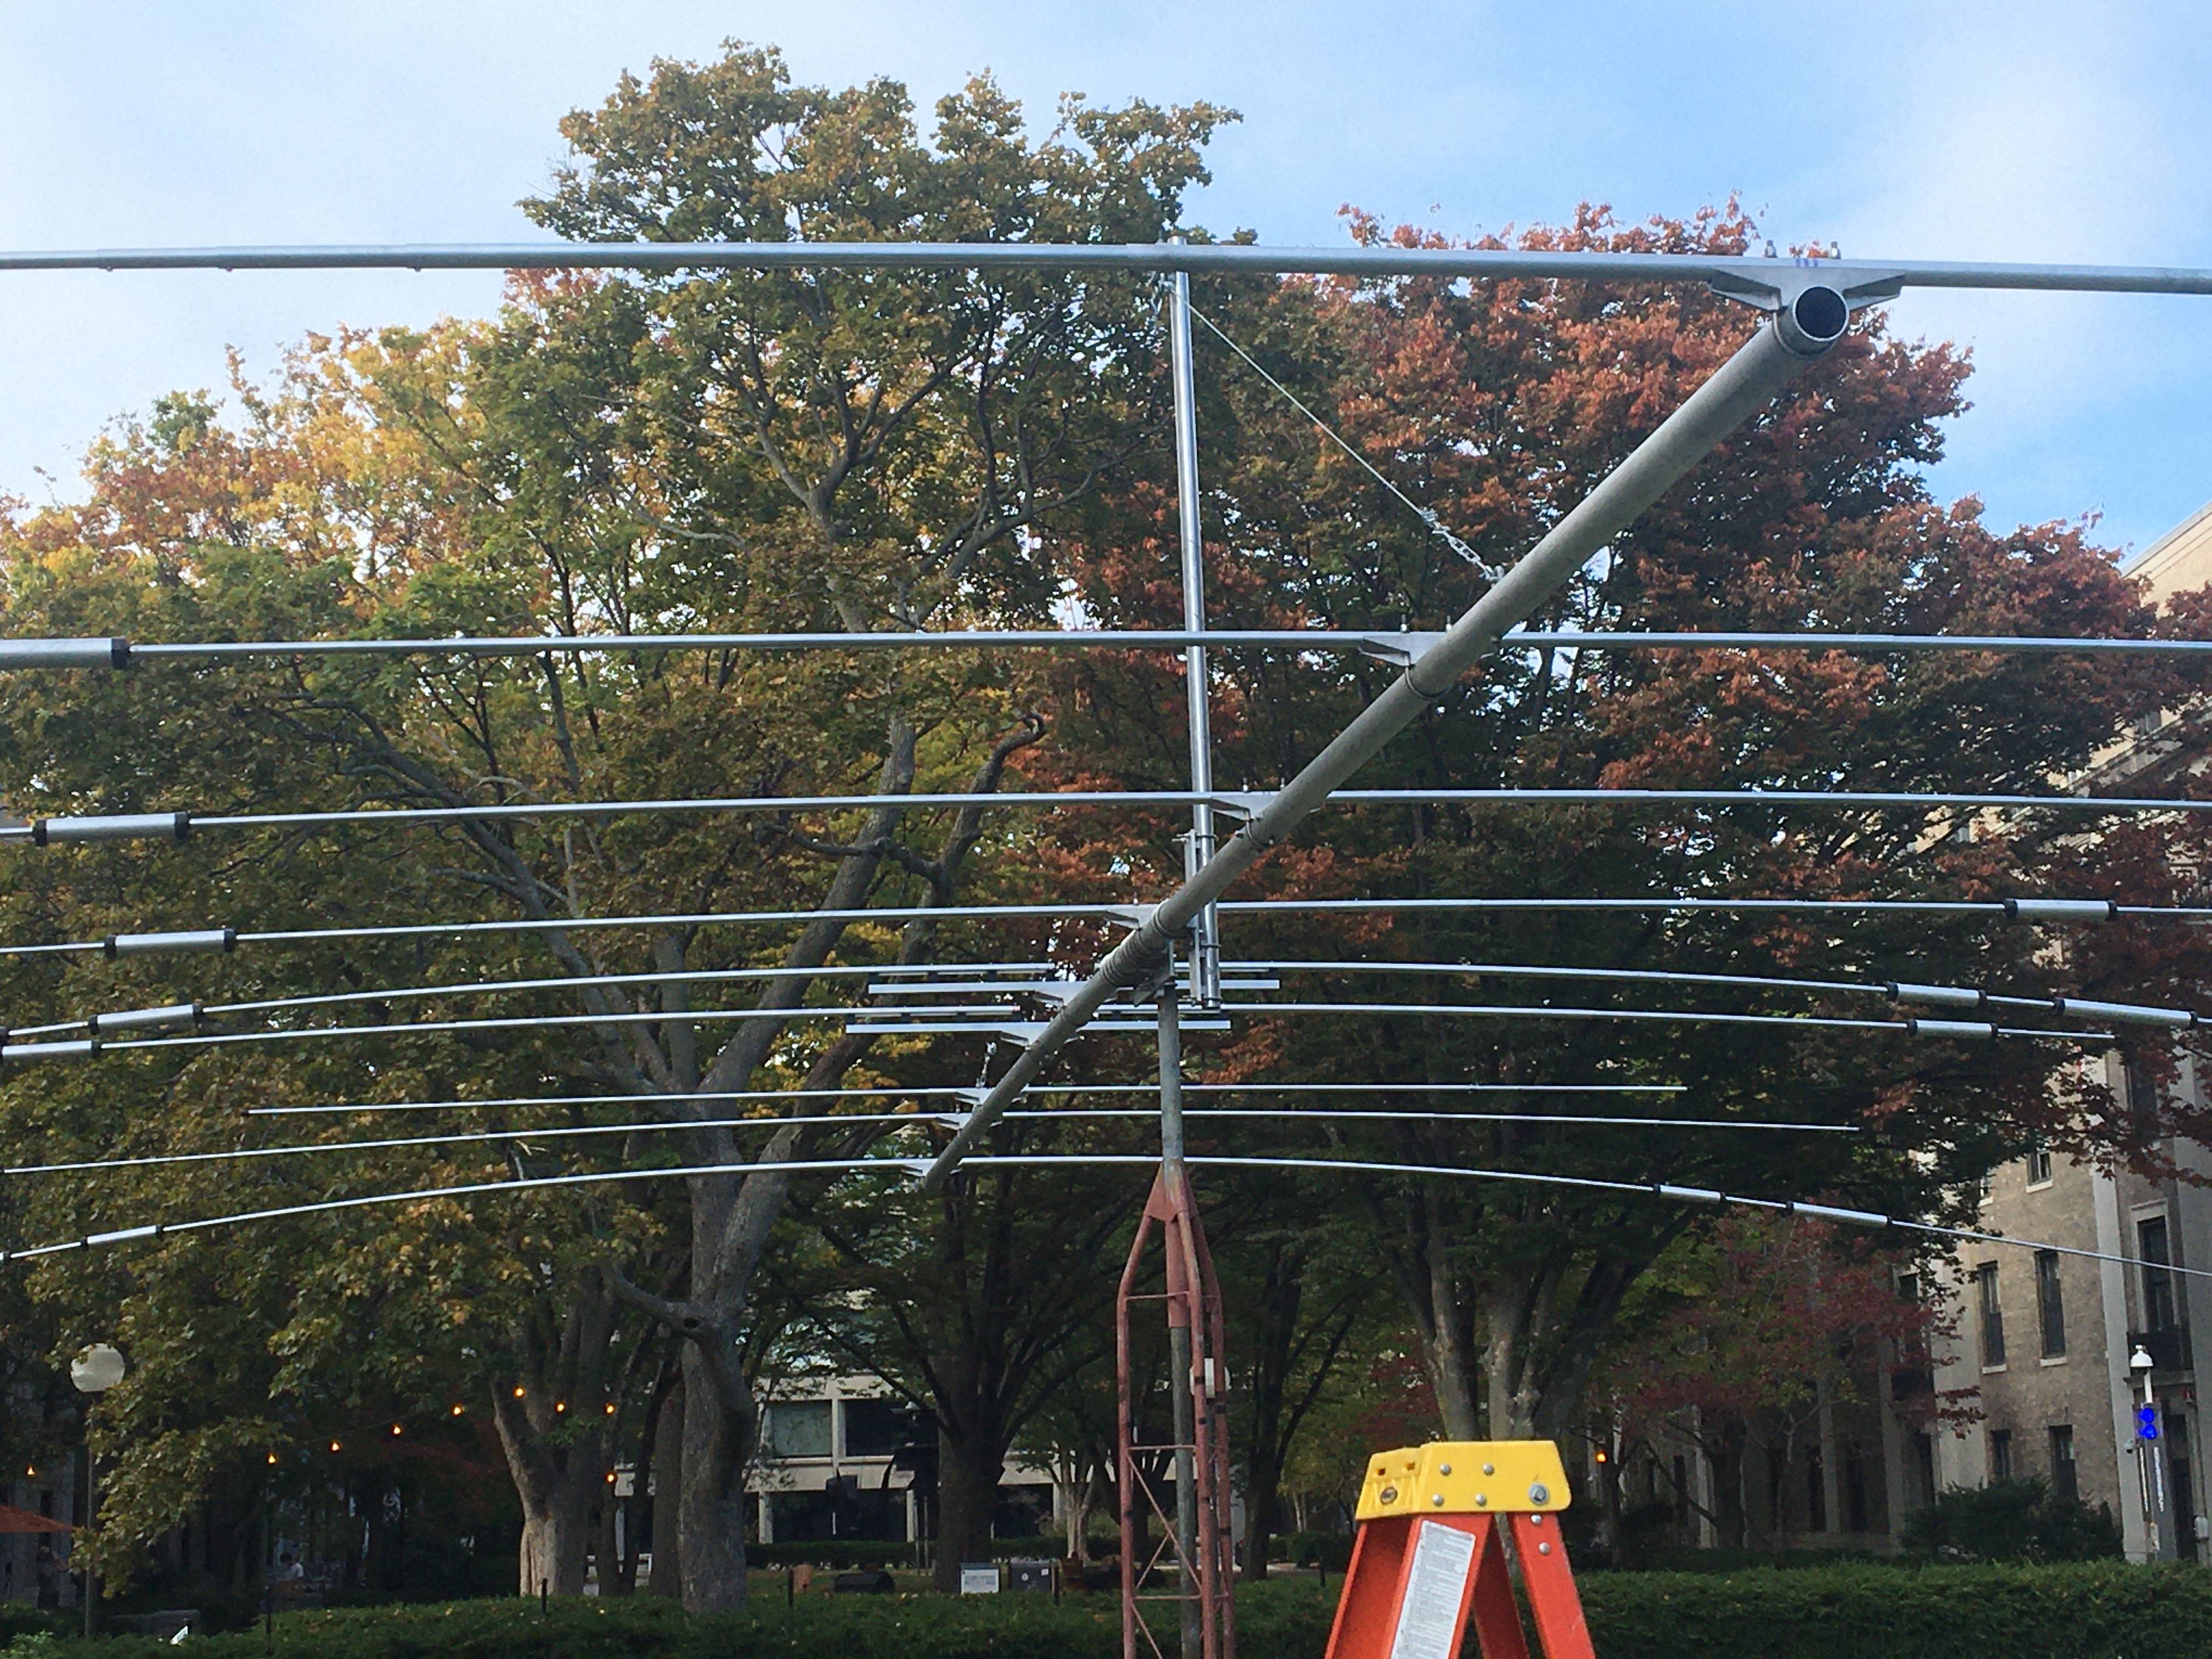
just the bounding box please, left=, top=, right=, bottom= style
left=1007, top=1558, right=1052, bottom=1593
left=959, top=1562, right=1000, bottom=1595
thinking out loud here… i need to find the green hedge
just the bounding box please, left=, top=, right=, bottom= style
left=24, top=1561, right=2212, bottom=1659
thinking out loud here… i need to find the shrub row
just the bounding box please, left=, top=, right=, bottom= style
left=27, top=1560, right=2212, bottom=1659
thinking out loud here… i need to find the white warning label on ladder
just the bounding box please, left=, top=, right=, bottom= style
left=1389, top=1519, right=1477, bottom=1659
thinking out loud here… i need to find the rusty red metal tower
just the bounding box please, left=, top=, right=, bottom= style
left=1116, top=997, right=1237, bottom=1659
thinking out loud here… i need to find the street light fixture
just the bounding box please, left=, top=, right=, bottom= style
left=69, top=1344, right=123, bottom=1638
left=2130, top=1345, right=2165, bottom=1557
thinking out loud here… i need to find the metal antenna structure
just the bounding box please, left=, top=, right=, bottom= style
left=1115, top=259, right=1237, bottom=1659
left=9, top=235, right=2212, bottom=1623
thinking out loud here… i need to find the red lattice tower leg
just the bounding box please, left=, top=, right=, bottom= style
left=1118, top=1164, right=1237, bottom=1659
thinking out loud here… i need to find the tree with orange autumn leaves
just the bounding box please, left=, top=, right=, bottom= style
left=1022, top=201, right=2212, bottom=1447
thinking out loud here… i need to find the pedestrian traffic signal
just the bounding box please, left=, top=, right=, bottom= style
left=2138, top=1404, right=2161, bottom=1441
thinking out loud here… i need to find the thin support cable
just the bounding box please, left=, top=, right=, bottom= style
left=1190, top=305, right=1497, bottom=576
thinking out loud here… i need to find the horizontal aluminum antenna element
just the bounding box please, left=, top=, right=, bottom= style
left=1214, top=1001, right=2109, bottom=1041
left=1, top=240, right=2210, bottom=296
left=7, top=1102, right=1855, bottom=1175
left=0, top=892, right=2159, bottom=963
left=16, top=1151, right=2207, bottom=1291
left=27, top=983, right=2114, bottom=1061
left=12, top=960, right=1068, bottom=1038
left=13, top=628, right=2212, bottom=667
left=244, top=1081, right=1688, bottom=1115
left=923, top=303, right=1850, bottom=1186
left=1257, top=960, right=2200, bottom=1028
left=14, top=785, right=2212, bottom=848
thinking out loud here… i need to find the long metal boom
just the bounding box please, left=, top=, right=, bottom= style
left=924, top=306, right=1846, bottom=1185
left=11, top=628, right=2212, bottom=667
left=3, top=241, right=2212, bottom=296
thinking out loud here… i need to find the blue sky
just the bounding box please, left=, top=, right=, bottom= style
left=1, top=0, right=2207, bottom=557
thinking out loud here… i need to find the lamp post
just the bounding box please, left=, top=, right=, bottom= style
left=2131, top=1344, right=2164, bottom=1558
left=69, top=1344, right=125, bottom=1638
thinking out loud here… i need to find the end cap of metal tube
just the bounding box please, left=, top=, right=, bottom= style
left=1774, top=285, right=1851, bottom=357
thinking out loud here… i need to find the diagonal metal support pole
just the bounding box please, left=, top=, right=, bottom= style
left=924, top=287, right=1851, bottom=1189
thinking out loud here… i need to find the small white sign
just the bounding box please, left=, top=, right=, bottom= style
left=960, top=1563, right=1001, bottom=1595
left=1389, top=1520, right=1477, bottom=1659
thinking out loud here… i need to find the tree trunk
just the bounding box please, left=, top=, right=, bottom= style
left=1709, top=1416, right=1750, bottom=1551
left=933, top=1422, right=1003, bottom=1592
left=677, top=1339, right=754, bottom=1610
left=496, top=1408, right=608, bottom=1598
left=1418, top=1237, right=1483, bottom=1439
left=592, top=1484, right=618, bottom=1597
left=650, top=1373, right=685, bottom=1599
left=514, top=1464, right=602, bottom=1598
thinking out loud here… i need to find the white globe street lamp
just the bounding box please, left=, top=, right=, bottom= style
left=69, top=1344, right=124, bottom=1638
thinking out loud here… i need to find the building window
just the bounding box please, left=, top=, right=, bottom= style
left=839, top=1397, right=911, bottom=1458
left=1897, top=1272, right=1921, bottom=1303
left=2125, top=1056, right=2161, bottom=1135
left=2036, top=1250, right=2067, bottom=1357
left=1989, top=1429, right=2014, bottom=1483
left=1977, top=1264, right=2007, bottom=1368
left=2049, top=1426, right=2077, bottom=1503
left=2141, top=1215, right=2180, bottom=1333
left=761, top=1400, right=833, bottom=1459
left=1912, top=1434, right=1937, bottom=1509
left=1844, top=1443, right=1869, bottom=1533
left=2026, top=1139, right=2053, bottom=1186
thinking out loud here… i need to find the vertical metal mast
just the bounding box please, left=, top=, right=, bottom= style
left=1169, top=258, right=1221, bottom=1009
left=1117, top=256, right=1237, bottom=1659
left=1167, top=255, right=1212, bottom=1659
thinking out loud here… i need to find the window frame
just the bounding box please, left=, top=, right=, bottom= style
left=2035, top=1249, right=2067, bottom=1359
left=1977, top=1262, right=2007, bottom=1370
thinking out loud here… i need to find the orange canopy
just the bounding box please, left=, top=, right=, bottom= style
left=0, top=1504, right=70, bottom=1534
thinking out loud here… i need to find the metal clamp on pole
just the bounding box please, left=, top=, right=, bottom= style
left=86, top=1003, right=202, bottom=1036
left=104, top=928, right=236, bottom=957
left=0, top=639, right=129, bottom=670
left=1325, top=1440, right=1592, bottom=1659
left=31, top=812, right=191, bottom=845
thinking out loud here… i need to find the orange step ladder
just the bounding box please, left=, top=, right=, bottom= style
left=1323, top=1441, right=1595, bottom=1659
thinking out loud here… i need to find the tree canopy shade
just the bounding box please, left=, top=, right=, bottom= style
left=3, top=40, right=2211, bottom=1623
